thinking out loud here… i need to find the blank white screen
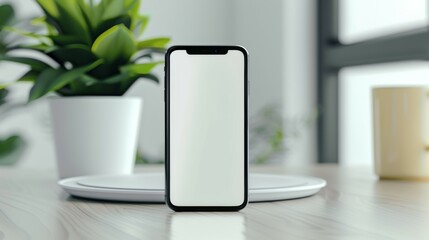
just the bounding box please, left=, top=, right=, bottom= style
left=169, top=49, right=245, bottom=206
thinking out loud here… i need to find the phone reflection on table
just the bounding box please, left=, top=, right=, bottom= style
left=169, top=213, right=245, bottom=240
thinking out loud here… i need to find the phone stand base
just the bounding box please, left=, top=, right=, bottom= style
left=59, top=173, right=326, bottom=203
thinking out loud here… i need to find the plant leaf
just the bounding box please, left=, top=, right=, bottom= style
left=137, top=37, right=170, bottom=49
left=98, top=0, right=139, bottom=21
left=132, top=15, right=149, bottom=37
left=120, top=76, right=139, bottom=93
left=0, top=4, right=14, bottom=28
left=0, top=88, right=8, bottom=100
left=87, top=62, right=119, bottom=79
left=35, top=0, right=91, bottom=44
left=0, top=88, right=8, bottom=106
left=125, top=0, right=141, bottom=19
left=0, top=55, right=52, bottom=72
left=67, top=72, right=141, bottom=95
left=3, top=26, right=52, bottom=45
left=94, top=15, right=131, bottom=37
left=35, top=0, right=59, bottom=19
left=102, top=72, right=130, bottom=84
left=101, top=0, right=125, bottom=21
left=68, top=77, right=125, bottom=96
left=29, top=60, right=102, bottom=101
left=131, top=52, right=153, bottom=61
left=35, top=0, right=62, bottom=33
left=31, top=16, right=57, bottom=35
left=120, top=61, right=163, bottom=76
left=139, top=73, right=159, bottom=83
left=119, top=73, right=159, bottom=93
left=49, top=35, right=82, bottom=46
left=119, top=61, right=163, bottom=92
left=7, top=43, right=51, bottom=52
left=18, top=70, right=41, bottom=82
left=131, top=48, right=166, bottom=61
left=69, top=74, right=99, bottom=94
left=53, top=0, right=91, bottom=44
left=91, top=0, right=139, bottom=36
left=47, top=44, right=98, bottom=67
left=76, top=0, right=95, bottom=30
left=91, top=24, right=136, bottom=64
left=29, top=68, right=63, bottom=101
left=0, top=135, right=25, bottom=165
left=0, top=83, right=14, bottom=90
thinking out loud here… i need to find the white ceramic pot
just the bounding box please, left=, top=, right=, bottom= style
left=49, top=97, right=142, bottom=179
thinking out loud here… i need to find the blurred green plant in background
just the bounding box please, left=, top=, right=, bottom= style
left=0, top=4, right=26, bottom=165
left=135, top=151, right=164, bottom=164
left=250, top=105, right=317, bottom=164
left=0, top=88, right=26, bottom=165
left=0, top=134, right=25, bottom=165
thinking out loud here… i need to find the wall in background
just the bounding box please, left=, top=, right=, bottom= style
left=0, top=0, right=317, bottom=168
left=282, top=0, right=317, bottom=165
left=233, top=0, right=285, bottom=116
left=140, top=0, right=318, bottom=165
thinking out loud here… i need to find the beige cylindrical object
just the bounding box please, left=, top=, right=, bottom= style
left=373, top=87, right=429, bottom=180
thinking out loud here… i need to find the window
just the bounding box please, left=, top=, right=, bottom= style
left=318, top=0, right=429, bottom=163
left=339, top=0, right=427, bottom=43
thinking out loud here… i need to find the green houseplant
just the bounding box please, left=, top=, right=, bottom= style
left=1, top=0, right=169, bottom=99
left=0, top=0, right=170, bottom=178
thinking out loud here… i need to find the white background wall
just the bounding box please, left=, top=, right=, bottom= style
left=282, top=0, right=317, bottom=166
left=0, top=0, right=317, bottom=169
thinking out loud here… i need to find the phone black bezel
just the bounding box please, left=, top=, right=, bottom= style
left=165, top=45, right=249, bottom=212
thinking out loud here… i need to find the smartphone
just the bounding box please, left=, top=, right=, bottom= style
left=165, top=45, right=248, bottom=211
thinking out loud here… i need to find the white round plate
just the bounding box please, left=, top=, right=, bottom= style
left=58, top=173, right=326, bottom=203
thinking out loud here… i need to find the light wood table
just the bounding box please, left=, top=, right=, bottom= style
left=1, top=164, right=429, bottom=240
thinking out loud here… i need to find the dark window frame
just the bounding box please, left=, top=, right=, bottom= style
left=317, top=0, right=429, bottom=163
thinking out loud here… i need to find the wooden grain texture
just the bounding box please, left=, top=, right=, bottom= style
left=0, top=165, right=429, bottom=240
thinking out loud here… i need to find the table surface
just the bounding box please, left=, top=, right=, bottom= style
left=1, top=164, right=429, bottom=240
